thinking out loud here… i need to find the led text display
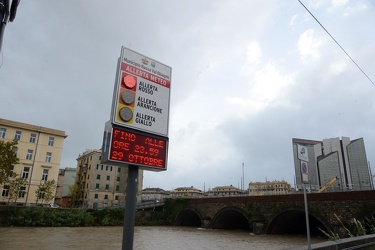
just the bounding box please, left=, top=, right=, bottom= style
left=109, top=127, right=167, bottom=170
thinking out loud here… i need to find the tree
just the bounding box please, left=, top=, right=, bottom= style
left=7, top=177, right=28, bottom=204
left=0, top=140, right=19, bottom=185
left=35, top=179, right=56, bottom=205
left=68, top=183, right=79, bottom=208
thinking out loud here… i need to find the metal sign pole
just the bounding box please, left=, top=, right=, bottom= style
left=122, top=165, right=139, bottom=250
left=303, top=183, right=311, bottom=250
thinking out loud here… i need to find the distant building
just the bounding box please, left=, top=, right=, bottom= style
left=55, top=167, right=76, bottom=207
left=74, top=149, right=143, bottom=209
left=292, top=137, right=372, bottom=192
left=0, top=118, right=67, bottom=206
left=248, top=180, right=294, bottom=196
left=206, top=185, right=243, bottom=196
left=55, top=169, right=65, bottom=206
left=171, top=186, right=203, bottom=197
left=141, top=187, right=170, bottom=202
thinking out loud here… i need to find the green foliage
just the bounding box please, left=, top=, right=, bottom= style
left=35, top=179, right=56, bottom=205
left=68, top=184, right=79, bottom=208
left=0, top=140, right=19, bottom=185
left=319, top=213, right=371, bottom=241
left=164, top=198, right=190, bottom=225
left=136, top=210, right=166, bottom=226
left=7, top=177, right=28, bottom=203
left=318, top=228, right=340, bottom=241
left=366, top=216, right=375, bottom=234
left=1, top=207, right=94, bottom=227
left=87, top=208, right=124, bottom=226
left=0, top=206, right=167, bottom=227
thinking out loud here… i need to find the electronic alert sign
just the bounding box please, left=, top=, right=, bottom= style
left=102, top=122, right=168, bottom=171
left=111, top=47, right=171, bottom=137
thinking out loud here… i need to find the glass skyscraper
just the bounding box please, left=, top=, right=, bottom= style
left=292, top=137, right=372, bottom=192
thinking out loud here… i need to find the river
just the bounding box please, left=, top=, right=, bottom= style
left=0, top=226, right=325, bottom=249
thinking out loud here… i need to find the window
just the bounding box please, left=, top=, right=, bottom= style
left=13, top=147, right=18, bottom=156
left=38, top=189, right=45, bottom=199
left=14, top=130, right=22, bottom=140
left=95, top=183, right=99, bottom=189
left=115, top=196, right=119, bottom=200
left=26, top=149, right=33, bottom=160
left=118, top=167, right=121, bottom=172
left=42, top=169, right=49, bottom=181
left=45, top=152, right=52, bottom=163
left=48, top=137, right=54, bottom=146
left=105, top=184, right=109, bottom=190
left=22, top=167, right=30, bottom=179
left=101, top=165, right=103, bottom=170
left=96, top=164, right=99, bottom=170
left=116, top=185, right=120, bottom=191
left=8, top=165, right=14, bottom=177
left=29, top=133, right=36, bottom=143
left=0, top=128, right=6, bottom=138
left=104, top=195, right=108, bottom=199
left=116, top=177, right=120, bottom=182
left=2, top=185, right=10, bottom=197
left=106, top=176, right=110, bottom=181
left=18, top=187, right=26, bottom=198
left=94, top=194, right=98, bottom=199
left=96, top=174, right=100, bottom=180
left=106, top=166, right=109, bottom=171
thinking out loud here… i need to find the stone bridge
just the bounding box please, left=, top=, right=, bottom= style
left=171, top=190, right=375, bottom=237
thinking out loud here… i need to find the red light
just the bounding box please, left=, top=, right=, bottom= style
left=123, top=75, right=136, bottom=89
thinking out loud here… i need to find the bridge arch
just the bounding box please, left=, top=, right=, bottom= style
left=212, top=206, right=251, bottom=230
left=267, top=209, right=329, bottom=236
left=174, top=208, right=202, bottom=227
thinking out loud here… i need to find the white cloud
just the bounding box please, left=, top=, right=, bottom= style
left=329, top=58, right=348, bottom=75
left=244, top=41, right=262, bottom=66
left=297, top=29, right=325, bottom=63
left=331, top=0, right=349, bottom=8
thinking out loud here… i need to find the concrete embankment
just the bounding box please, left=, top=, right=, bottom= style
left=288, top=234, right=375, bottom=250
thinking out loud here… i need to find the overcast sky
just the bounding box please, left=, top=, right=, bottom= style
left=1, top=0, right=374, bottom=191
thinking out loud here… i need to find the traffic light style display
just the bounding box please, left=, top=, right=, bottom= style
left=111, top=47, right=171, bottom=137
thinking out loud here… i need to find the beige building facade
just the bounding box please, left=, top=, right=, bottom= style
left=75, top=149, right=143, bottom=209
left=0, top=118, right=67, bottom=205
left=248, top=180, right=294, bottom=196
left=171, top=186, right=203, bottom=197
left=207, top=185, right=243, bottom=196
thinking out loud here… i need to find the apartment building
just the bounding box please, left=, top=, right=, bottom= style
left=0, top=118, right=67, bottom=205
left=141, top=187, right=170, bottom=202
left=171, top=186, right=203, bottom=197
left=55, top=167, right=76, bottom=207
left=206, top=185, right=243, bottom=196
left=75, top=149, right=143, bottom=209
left=248, top=180, right=294, bottom=196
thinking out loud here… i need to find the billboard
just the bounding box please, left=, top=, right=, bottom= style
left=297, top=144, right=309, bottom=162
left=111, top=47, right=171, bottom=137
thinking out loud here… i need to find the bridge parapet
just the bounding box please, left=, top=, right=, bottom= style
left=169, top=191, right=375, bottom=237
